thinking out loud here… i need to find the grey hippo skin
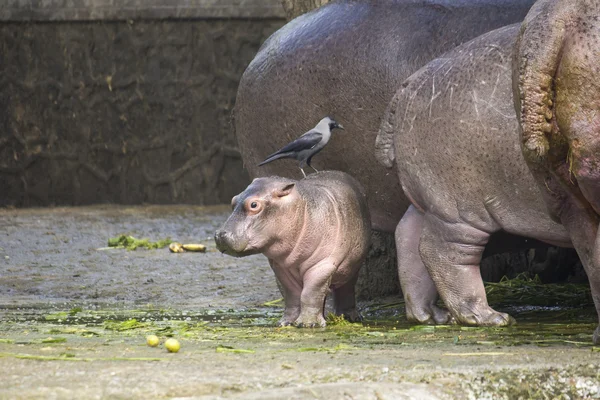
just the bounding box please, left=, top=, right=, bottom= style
left=234, top=0, right=535, bottom=234
left=514, top=0, right=600, bottom=343
left=375, top=25, right=575, bottom=327
left=214, top=171, right=371, bottom=328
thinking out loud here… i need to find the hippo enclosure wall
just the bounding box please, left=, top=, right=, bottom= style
left=0, top=0, right=284, bottom=207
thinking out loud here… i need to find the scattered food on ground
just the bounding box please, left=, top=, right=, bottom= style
left=107, top=235, right=173, bottom=251
left=146, top=335, right=160, bottom=347
left=165, top=338, right=181, bottom=353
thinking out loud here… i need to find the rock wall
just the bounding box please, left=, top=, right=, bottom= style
left=0, top=1, right=284, bottom=206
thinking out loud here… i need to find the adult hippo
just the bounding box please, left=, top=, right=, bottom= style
left=376, top=5, right=600, bottom=342
left=234, top=0, right=535, bottom=233
left=514, top=0, right=600, bottom=343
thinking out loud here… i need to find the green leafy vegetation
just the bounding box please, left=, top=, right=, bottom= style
left=107, top=235, right=172, bottom=250
left=103, top=319, right=147, bottom=331
left=485, top=273, right=593, bottom=308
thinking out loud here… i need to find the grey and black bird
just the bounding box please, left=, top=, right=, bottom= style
left=258, top=117, right=344, bottom=177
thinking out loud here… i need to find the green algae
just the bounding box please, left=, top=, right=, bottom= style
left=0, top=352, right=163, bottom=362
left=107, top=235, right=173, bottom=250
left=293, top=343, right=356, bottom=353
left=44, top=312, right=69, bottom=321
left=0, top=301, right=597, bottom=400
left=104, top=319, right=147, bottom=331
left=325, top=313, right=359, bottom=326
left=69, top=307, right=83, bottom=315
left=13, top=304, right=594, bottom=349
left=40, top=337, right=67, bottom=344
left=1, top=273, right=598, bottom=371
left=47, top=328, right=101, bottom=337
left=216, top=345, right=255, bottom=354
left=262, top=298, right=284, bottom=307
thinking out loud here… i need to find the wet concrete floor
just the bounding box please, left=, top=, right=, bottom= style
left=0, top=205, right=599, bottom=399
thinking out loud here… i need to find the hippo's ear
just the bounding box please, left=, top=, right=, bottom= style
left=274, top=183, right=295, bottom=198
left=230, top=195, right=239, bottom=210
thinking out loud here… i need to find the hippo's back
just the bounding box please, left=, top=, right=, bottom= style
left=391, top=24, right=569, bottom=244
left=235, top=0, right=535, bottom=232
left=302, top=170, right=367, bottom=202
left=299, top=170, right=371, bottom=244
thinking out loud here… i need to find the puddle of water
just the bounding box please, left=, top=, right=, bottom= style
left=0, top=302, right=596, bottom=348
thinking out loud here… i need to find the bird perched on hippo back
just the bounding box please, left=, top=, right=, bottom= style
left=214, top=171, right=370, bottom=328
left=258, top=117, right=344, bottom=178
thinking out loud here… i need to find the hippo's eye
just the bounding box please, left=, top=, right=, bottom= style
left=250, top=202, right=258, bottom=209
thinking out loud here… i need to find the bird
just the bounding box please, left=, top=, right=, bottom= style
left=258, top=117, right=344, bottom=178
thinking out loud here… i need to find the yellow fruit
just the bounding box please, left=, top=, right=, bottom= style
left=165, top=338, right=181, bottom=353
left=182, top=244, right=206, bottom=252
left=146, top=335, right=160, bottom=347
left=169, top=242, right=184, bottom=253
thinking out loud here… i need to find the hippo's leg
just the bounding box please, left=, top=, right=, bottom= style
left=593, top=233, right=600, bottom=344
left=332, top=272, right=362, bottom=322
left=419, top=213, right=514, bottom=326
left=270, top=262, right=302, bottom=326
left=279, top=286, right=302, bottom=327
left=555, top=195, right=600, bottom=345
left=396, top=206, right=453, bottom=325
left=294, top=262, right=336, bottom=328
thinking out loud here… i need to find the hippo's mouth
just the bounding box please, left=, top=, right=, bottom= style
left=219, top=247, right=260, bottom=258
left=214, top=233, right=260, bottom=258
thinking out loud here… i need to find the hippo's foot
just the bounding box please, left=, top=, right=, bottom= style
left=294, top=312, right=326, bottom=328
left=594, top=325, right=600, bottom=345
left=454, top=305, right=515, bottom=327
left=395, top=207, right=454, bottom=326
left=278, top=306, right=301, bottom=327
left=278, top=318, right=294, bottom=327
left=338, top=308, right=362, bottom=323
left=406, top=304, right=454, bottom=325
left=419, top=215, right=516, bottom=327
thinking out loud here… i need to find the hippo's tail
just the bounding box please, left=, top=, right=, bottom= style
left=374, top=89, right=401, bottom=169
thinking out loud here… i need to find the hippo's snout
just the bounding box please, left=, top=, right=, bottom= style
left=214, top=229, right=250, bottom=257
left=214, top=230, right=233, bottom=253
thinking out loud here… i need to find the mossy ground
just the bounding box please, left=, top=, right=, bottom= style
left=1, top=301, right=598, bottom=399
left=1, top=206, right=599, bottom=399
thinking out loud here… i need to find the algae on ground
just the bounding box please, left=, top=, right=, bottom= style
left=107, top=235, right=172, bottom=250
left=103, top=319, right=147, bottom=331
left=216, top=345, right=255, bottom=354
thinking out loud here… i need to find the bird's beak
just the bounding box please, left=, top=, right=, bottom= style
left=336, top=123, right=344, bottom=131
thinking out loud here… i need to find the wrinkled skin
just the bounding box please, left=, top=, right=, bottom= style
left=235, top=0, right=535, bottom=234
left=376, top=25, right=575, bottom=328
left=513, top=0, right=600, bottom=344
left=215, top=171, right=371, bottom=327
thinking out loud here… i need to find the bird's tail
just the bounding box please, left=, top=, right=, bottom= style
left=258, top=151, right=290, bottom=166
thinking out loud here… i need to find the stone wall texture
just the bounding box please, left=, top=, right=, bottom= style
left=0, top=3, right=284, bottom=206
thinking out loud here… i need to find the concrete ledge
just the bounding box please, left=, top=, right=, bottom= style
left=1, top=0, right=286, bottom=21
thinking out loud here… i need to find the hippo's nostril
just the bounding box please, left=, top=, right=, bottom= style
left=214, top=230, right=233, bottom=252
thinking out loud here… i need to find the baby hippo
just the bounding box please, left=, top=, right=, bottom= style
left=215, top=171, right=371, bottom=327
